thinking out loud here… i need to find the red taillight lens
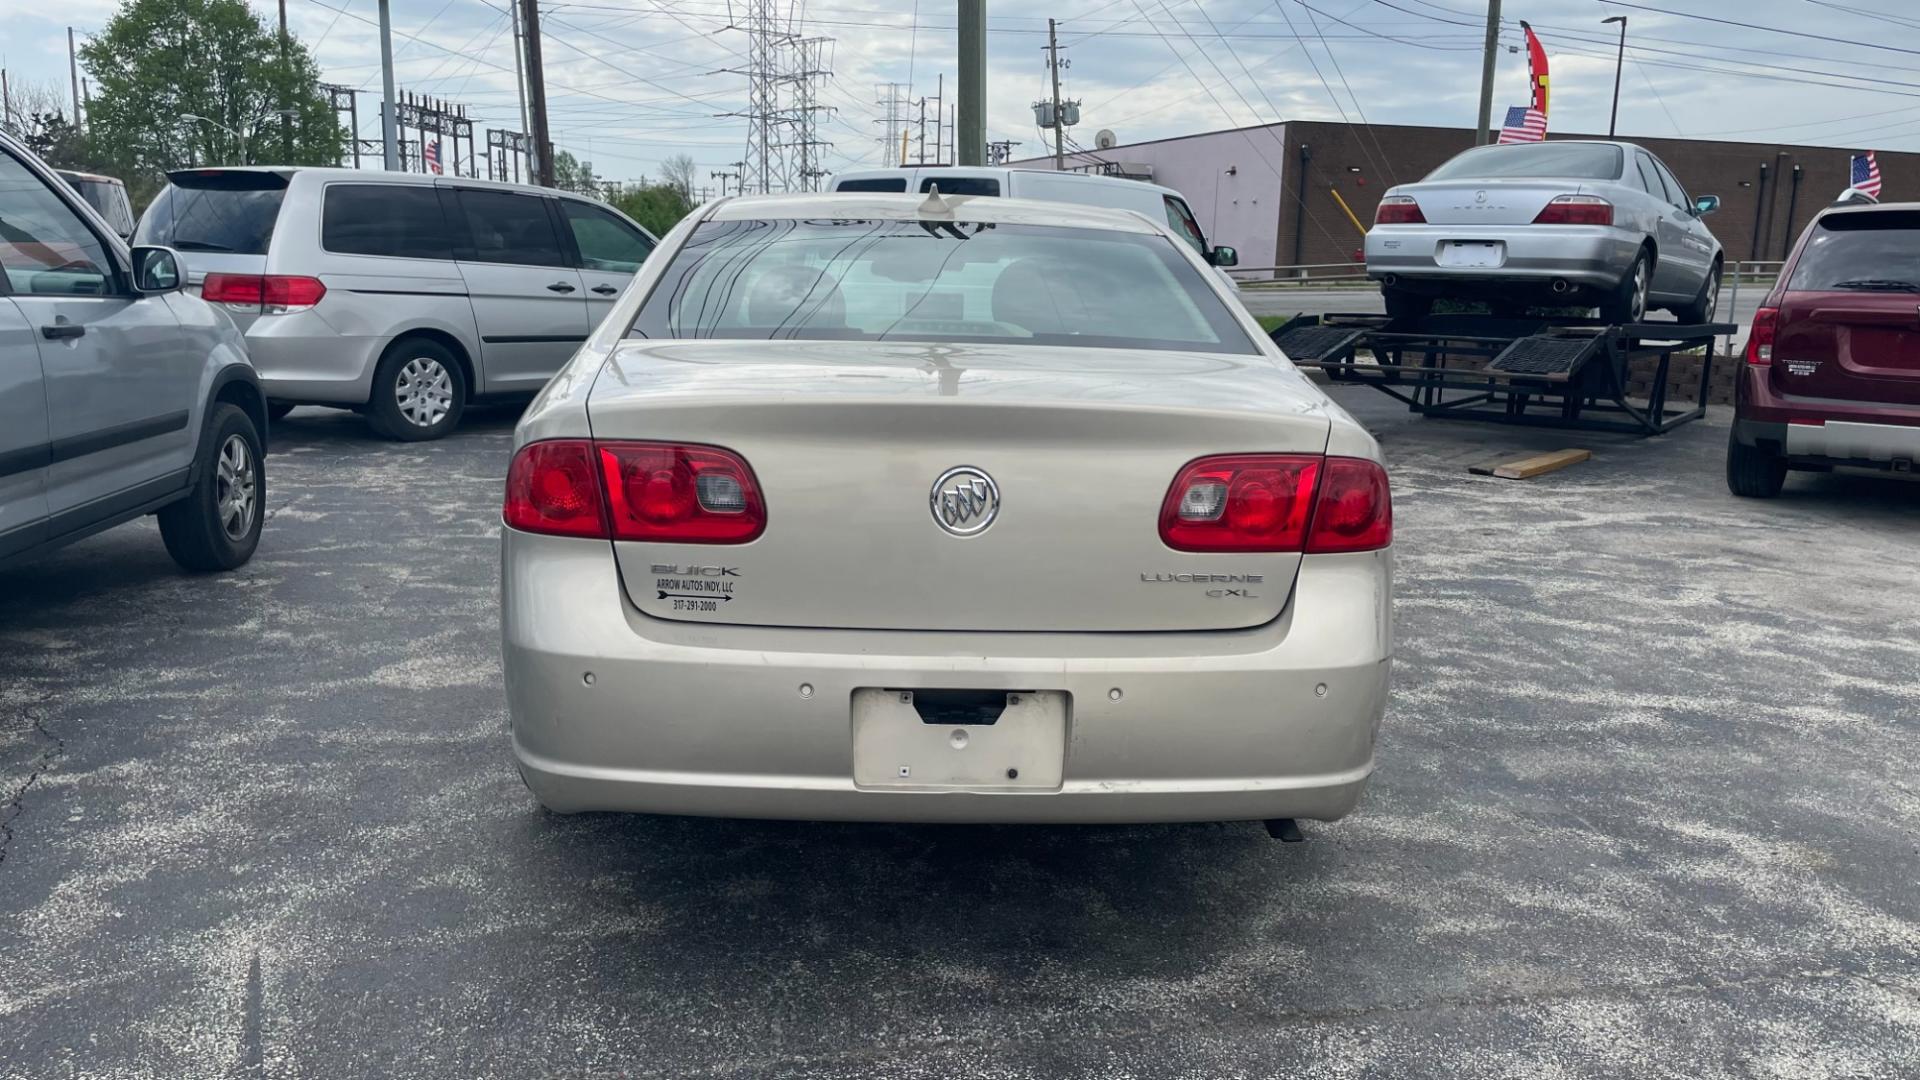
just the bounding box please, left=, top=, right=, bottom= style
left=1160, top=455, right=1322, bottom=552
left=504, top=439, right=605, bottom=538
left=1305, top=457, right=1393, bottom=554
left=503, top=440, right=766, bottom=542
left=1532, top=195, right=1613, bottom=226
left=1746, top=305, right=1779, bottom=366
left=598, top=441, right=766, bottom=543
left=1374, top=195, right=1425, bottom=225
left=1160, top=455, right=1392, bottom=553
left=200, top=273, right=327, bottom=313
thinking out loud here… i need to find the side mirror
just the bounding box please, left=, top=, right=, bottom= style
left=1693, top=194, right=1720, bottom=217
left=131, top=246, right=183, bottom=294
left=1209, top=245, right=1239, bottom=268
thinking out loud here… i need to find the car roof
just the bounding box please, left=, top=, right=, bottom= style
left=709, top=192, right=1163, bottom=232
left=1817, top=200, right=1920, bottom=218
left=162, top=165, right=601, bottom=199
left=830, top=166, right=1179, bottom=197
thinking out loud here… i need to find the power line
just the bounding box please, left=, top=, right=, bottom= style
left=1595, top=0, right=1920, bottom=59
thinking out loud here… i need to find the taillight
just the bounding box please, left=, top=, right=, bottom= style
left=599, top=442, right=765, bottom=543
left=503, top=440, right=766, bottom=543
left=504, top=439, right=605, bottom=538
left=1160, top=455, right=1322, bottom=552
left=200, top=273, right=327, bottom=313
left=1304, top=457, right=1393, bottom=554
left=1532, top=195, right=1613, bottom=226
left=1160, top=454, right=1391, bottom=553
left=1746, top=305, right=1779, bottom=366
left=1374, top=195, right=1425, bottom=226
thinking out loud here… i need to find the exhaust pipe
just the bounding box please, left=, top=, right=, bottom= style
left=1550, top=278, right=1572, bottom=294
left=1380, top=274, right=1398, bottom=288
left=1264, top=818, right=1305, bottom=842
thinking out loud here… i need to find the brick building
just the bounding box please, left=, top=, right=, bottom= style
left=1015, top=120, right=1919, bottom=273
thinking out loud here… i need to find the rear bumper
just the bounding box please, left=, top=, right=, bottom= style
left=244, top=309, right=387, bottom=405
left=1365, top=225, right=1639, bottom=292
left=1734, top=365, right=1920, bottom=465
left=501, top=530, right=1392, bottom=824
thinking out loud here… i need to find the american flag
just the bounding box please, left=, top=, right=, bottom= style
left=423, top=140, right=443, bottom=175
left=1850, top=151, right=1881, bottom=197
left=1498, top=105, right=1548, bottom=144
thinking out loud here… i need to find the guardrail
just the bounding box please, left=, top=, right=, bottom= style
left=1228, top=263, right=1372, bottom=287
left=1721, top=260, right=1782, bottom=355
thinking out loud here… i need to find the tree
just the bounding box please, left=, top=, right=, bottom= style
left=550, top=149, right=600, bottom=195
left=611, top=184, right=693, bottom=238
left=78, top=0, right=343, bottom=200
left=657, top=154, right=697, bottom=202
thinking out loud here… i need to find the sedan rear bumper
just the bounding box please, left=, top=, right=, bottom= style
left=1365, top=224, right=1640, bottom=292
left=502, top=530, right=1391, bottom=824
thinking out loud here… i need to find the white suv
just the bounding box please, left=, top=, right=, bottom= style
left=134, top=168, right=659, bottom=440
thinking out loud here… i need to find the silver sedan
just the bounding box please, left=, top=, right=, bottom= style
left=500, top=193, right=1393, bottom=829
left=1364, top=140, right=1724, bottom=323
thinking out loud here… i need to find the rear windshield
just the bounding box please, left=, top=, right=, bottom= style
left=920, top=177, right=1001, bottom=196
left=1789, top=211, right=1920, bottom=291
left=1425, top=143, right=1624, bottom=182
left=135, top=171, right=287, bottom=255
left=630, top=218, right=1253, bottom=354
left=834, top=178, right=908, bottom=193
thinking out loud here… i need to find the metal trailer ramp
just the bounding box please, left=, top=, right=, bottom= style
left=1273, top=312, right=1737, bottom=436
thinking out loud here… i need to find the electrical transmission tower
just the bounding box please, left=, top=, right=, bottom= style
left=874, top=83, right=910, bottom=168
left=730, top=2, right=834, bottom=194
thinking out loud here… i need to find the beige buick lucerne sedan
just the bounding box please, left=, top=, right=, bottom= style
left=500, top=192, right=1392, bottom=834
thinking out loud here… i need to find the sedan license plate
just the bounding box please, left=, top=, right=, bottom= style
left=851, top=688, right=1068, bottom=790
left=1437, top=241, right=1506, bottom=269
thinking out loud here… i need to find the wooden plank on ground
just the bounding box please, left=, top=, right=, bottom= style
left=1469, top=448, right=1593, bottom=479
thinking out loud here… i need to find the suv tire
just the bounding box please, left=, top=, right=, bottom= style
left=1726, top=431, right=1787, bottom=498
left=367, top=337, right=466, bottom=441
left=1675, top=261, right=1722, bottom=325
left=159, top=403, right=265, bottom=571
left=1601, top=249, right=1652, bottom=324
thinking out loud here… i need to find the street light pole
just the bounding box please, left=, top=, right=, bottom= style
left=1604, top=16, right=1627, bottom=138
left=184, top=111, right=296, bottom=165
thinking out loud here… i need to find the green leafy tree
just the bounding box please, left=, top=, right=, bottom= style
left=551, top=149, right=600, bottom=195
left=611, top=184, right=693, bottom=238
left=79, top=0, right=343, bottom=199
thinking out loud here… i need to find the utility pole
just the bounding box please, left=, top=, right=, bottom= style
left=67, top=27, right=82, bottom=131
left=1046, top=19, right=1065, bottom=170
left=1474, top=0, right=1501, bottom=145
left=1603, top=15, right=1627, bottom=138
left=914, top=96, right=927, bottom=165
left=278, top=0, right=293, bottom=160
left=1, top=69, right=11, bottom=131
left=956, top=0, right=985, bottom=165
left=377, top=0, right=400, bottom=169
left=511, top=0, right=533, bottom=179
left=521, top=0, right=555, bottom=187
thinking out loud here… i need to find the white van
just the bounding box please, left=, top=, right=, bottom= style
left=828, top=167, right=1239, bottom=273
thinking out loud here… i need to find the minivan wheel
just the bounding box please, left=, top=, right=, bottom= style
left=367, top=338, right=466, bottom=441
left=159, top=403, right=265, bottom=571
left=1601, top=250, right=1652, bottom=324
left=1726, top=432, right=1787, bottom=498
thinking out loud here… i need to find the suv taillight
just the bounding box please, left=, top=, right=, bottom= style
left=1746, top=305, right=1780, bottom=366
left=201, top=273, right=327, bottom=313
left=1159, top=455, right=1392, bottom=553
left=1374, top=195, right=1425, bottom=226
left=504, top=439, right=766, bottom=544
left=1532, top=195, right=1613, bottom=227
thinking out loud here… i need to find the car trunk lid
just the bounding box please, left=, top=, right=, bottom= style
left=586, top=340, right=1333, bottom=632
left=1395, top=179, right=1581, bottom=227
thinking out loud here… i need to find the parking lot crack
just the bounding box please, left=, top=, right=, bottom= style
left=0, top=698, right=62, bottom=870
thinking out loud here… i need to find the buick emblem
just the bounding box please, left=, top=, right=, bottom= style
left=930, top=466, right=1000, bottom=536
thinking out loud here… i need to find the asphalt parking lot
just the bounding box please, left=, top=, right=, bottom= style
left=3, top=389, right=1917, bottom=1079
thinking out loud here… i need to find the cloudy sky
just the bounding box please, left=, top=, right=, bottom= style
left=5, top=0, right=1919, bottom=188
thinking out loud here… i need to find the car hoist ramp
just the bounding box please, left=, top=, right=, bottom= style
left=1486, top=332, right=1610, bottom=379
left=1272, top=323, right=1371, bottom=365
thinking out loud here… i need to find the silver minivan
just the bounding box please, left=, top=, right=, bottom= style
left=134, top=168, right=659, bottom=440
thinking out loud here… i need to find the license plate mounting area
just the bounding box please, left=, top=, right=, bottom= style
left=850, top=688, right=1069, bottom=790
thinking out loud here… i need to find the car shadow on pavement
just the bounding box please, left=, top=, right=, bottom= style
left=520, top=810, right=1319, bottom=974
left=268, top=404, right=524, bottom=450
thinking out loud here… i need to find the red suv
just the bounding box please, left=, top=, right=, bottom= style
left=1729, top=202, right=1920, bottom=497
